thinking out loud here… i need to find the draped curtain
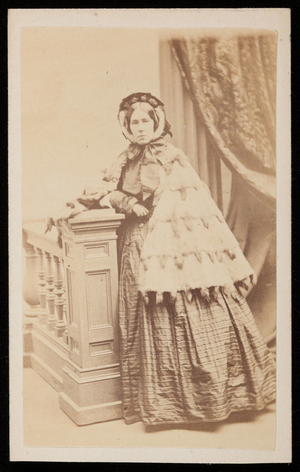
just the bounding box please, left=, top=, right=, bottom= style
left=159, top=33, right=277, bottom=347
left=159, top=41, right=233, bottom=216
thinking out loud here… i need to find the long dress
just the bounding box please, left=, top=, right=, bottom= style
left=98, top=140, right=276, bottom=425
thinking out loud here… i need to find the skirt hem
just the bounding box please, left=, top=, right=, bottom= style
left=124, top=396, right=276, bottom=427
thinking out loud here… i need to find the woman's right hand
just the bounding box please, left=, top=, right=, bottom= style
left=132, top=203, right=149, bottom=217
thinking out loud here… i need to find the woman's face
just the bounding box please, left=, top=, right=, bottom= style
left=129, top=107, right=155, bottom=145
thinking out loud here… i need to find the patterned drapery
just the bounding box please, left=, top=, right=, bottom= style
left=159, top=40, right=231, bottom=215
left=170, top=33, right=277, bottom=347
left=171, top=33, right=277, bottom=207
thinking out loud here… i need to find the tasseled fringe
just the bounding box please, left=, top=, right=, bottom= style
left=163, top=163, right=173, bottom=176
left=141, top=246, right=240, bottom=271
left=202, top=217, right=210, bottom=229
left=238, top=279, right=250, bottom=291
left=175, top=254, right=184, bottom=269
left=140, top=272, right=256, bottom=304
left=200, top=287, right=210, bottom=302
left=172, top=154, right=189, bottom=168
left=207, top=251, right=215, bottom=263
left=224, top=249, right=236, bottom=260
left=222, top=284, right=235, bottom=299
left=167, top=183, right=200, bottom=193
left=195, top=253, right=202, bottom=264
left=210, top=286, right=220, bottom=300
left=148, top=221, right=155, bottom=233
left=235, top=274, right=257, bottom=293
left=180, top=188, right=187, bottom=201
left=185, top=290, right=194, bottom=303
left=250, top=273, right=258, bottom=285
left=216, top=251, right=223, bottom=263
left=159, top=256, right=166, bottom=270
left=171, top=218, right=181, bottom=238
left=142, top=290, right=177, bottom=305
left=155, top=214, right=222, bottom=230
left=140, top=281, right=256, bottom=305
left=183, top=216, right=194, bottom=231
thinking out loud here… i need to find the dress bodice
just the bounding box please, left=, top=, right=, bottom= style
left=120, top=151, right=161, bottom=201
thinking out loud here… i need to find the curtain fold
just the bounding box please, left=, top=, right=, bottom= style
left=170, top=33, right=277, bottom=209
left=163, top=32, right=277, bottom=343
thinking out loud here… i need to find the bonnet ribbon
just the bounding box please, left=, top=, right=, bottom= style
left=127, top=137, right=166, bottom=162
left=122, top=137, right=166, bottom=199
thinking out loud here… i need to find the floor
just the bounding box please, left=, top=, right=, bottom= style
left=23, top=367, right=276, bottom=450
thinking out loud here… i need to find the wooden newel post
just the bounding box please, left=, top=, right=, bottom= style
left=59, top=209, right=125, bottom=425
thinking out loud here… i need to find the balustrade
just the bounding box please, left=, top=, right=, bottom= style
left=23, top=223, right=69, bottom=342
left=22, top=209, right=125, bottom=425
left=22, top=231, right=40, bottom=317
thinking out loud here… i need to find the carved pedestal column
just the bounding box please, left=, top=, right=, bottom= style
left=59, top=209, right=124, bottom=425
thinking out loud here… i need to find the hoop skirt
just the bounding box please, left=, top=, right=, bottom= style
left=118, top=219, right=276, bottom=426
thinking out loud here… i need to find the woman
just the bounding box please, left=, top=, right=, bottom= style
left=49, top=92, right=276, bottom=426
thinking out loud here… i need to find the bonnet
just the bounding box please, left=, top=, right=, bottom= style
left=118, top=92, right=172, bottom=142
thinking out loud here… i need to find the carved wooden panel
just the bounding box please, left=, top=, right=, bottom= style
left=64, top=242, right=73, bottom=258
left=84, top=242, right=109, bottom=259
left=89, top=341, right=113, bottom=357
left=85, top=269, right=112, bottom=330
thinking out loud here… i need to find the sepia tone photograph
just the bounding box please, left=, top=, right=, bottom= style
left=9, top=9, right=291, bottom=463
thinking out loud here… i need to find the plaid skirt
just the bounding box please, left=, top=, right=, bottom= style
left=118, top=219, right=276, bottom=425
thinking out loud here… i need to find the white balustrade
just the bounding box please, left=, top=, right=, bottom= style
left=22, top=220, right=68, bottom=341
left=22, top=230, right=40, bottom=317
left=22, top=209, right=125, bottom=425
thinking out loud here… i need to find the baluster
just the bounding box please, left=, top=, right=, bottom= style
left=62, top=285, right=69, bottom=344
left=45, top=252, right=56, bottom=330
left=36, top=248, right=47, bottom=324
left=61, top=259, right=69, bottom=343
left=53, top=255, right=66, bottom=337
left=22, top=230, right=39, bottom=317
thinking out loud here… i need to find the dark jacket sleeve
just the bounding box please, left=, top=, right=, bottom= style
left=104, top=167, right=138, bottom=214
left=81, top=151, right=139, bottom=215
left=106, top=190, right=138, bottom=214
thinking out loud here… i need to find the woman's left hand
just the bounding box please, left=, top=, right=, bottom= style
left=132, top=203, right=149, bottom=217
